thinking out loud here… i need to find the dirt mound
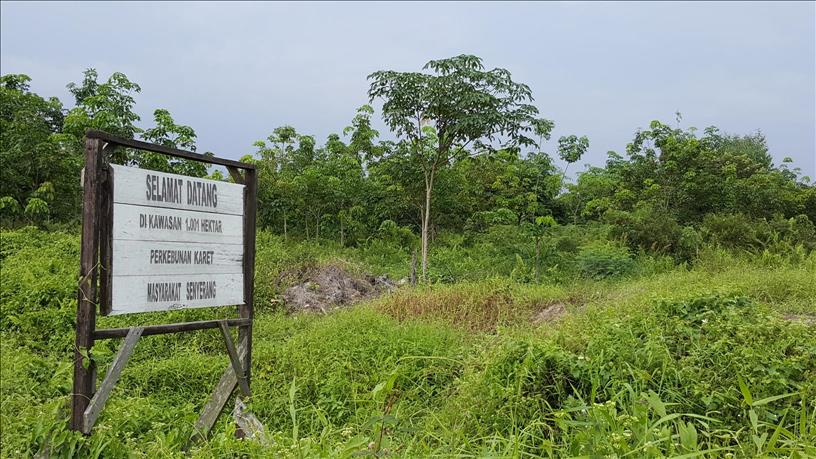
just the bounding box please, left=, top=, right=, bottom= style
left=282, top=265, right=395, bottom=314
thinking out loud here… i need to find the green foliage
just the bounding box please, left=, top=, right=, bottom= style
left=605, top=203, right=683, bottom=254
left=376, top=219, right=417, bottom=250
left=448, top=295, right=815, bottom=457
left=3, top=60, right=816, bottom=271
left=368, top=54, right=541, bottom=153
left=702, top=212, right=767, bottom=249
left=557, top=134, right=589, bottom=163
left=1, top=70, right=206, bottom=225
left=23, top=197, right=50, bottom=223
left=138, top=109, right=208, bottom=177
left=677, top=224, right=703, bottom=261
left=1, top=228, right=814, bottom=457
left=0, top=196, right=21, bottom=219
left=564, top=121, right=812, bottom=230
left=575, top=241, right=635, bottom=279
left=64, top=68, right=142, bottom=141
left=0, top=228, right=79, bottom=351
left=1, top=74, right=78, bottom=222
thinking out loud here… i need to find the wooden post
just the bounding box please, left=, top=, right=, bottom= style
left=98, top=164, right=113, bottom=315
left=71, top=138, right=103, bottom=432
left=240, top=168, right=257, bottom=387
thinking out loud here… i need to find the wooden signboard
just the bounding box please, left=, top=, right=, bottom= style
left=108, top=164, right=245, bottom=315
left=71, top=130, right=257, bottom=440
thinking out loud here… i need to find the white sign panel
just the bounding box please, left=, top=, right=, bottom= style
left=112, top=240, right=244, bottom=276
left=113, top=204, right=244, bottom=244
left=112, top=164, right=244, bottom=215
left=109, top=165, right=245, bottom=315
left=112, top=273, right=244, bottom=314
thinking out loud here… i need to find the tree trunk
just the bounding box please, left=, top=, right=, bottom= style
left=283, top=210, right=288, bottom=240
left=535, top=237, right=541, bottom=283
left=410, top=249, right=417, bottom=286
left=560, top=163, right=571, bottom=194
left=420, top=168, right=435, bottom=282
left=340, top=217, right=345, bottom=247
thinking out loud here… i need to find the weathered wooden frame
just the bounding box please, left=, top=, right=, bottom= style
left=71, top=130, right=258, bottom=438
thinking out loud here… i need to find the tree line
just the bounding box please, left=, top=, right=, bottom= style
left=2, top=55, right=814, bottom=277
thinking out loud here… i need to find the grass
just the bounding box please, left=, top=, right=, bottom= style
left=1, top=227, right=814, bottom=457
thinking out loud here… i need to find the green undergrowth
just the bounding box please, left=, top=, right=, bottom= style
left=1, top=227, right=814, bottom=457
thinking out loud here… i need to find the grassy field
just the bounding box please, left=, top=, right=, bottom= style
left=1, top=227, right=815, bottom=458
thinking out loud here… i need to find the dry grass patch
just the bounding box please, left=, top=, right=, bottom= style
left=374, top=281, right=575, bottom=332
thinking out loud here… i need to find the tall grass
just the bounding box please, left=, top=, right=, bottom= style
left=1, top=227, right=814, bottom=457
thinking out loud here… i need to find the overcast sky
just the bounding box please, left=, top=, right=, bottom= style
left=2, top=1, right=814, bottom=177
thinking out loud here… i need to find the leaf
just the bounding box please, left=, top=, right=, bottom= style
left=752, top=392, right=796, bottom=407
left=752, top=432, right=767, bottom=451
left=749, top=409, right=759, bottom=431
left=764, top=411, right=787, bottom=453
left=645, top=390, right=667, bottom=418
left=651, top=413, right=682, bottom=428
left=737, top=375, right=753, bottom=406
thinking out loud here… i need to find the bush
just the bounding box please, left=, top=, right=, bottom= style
left=701, top=213, right=768, bottom=249
left=677, top=225, right=703, bottom=261
left=605, top=204, right=682, bottom=254
left=777, top=214, right=816, bottom=250
left=376, top=219, right=417, bottom=250
left=464, top=208, right=519, bottom=233
left=575, top=242, right=634, bottom=279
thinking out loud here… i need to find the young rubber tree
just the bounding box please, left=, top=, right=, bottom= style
left=557, top=134, right=589, bottom=191
left=368, top=54, right=542, bottom=280
left=141, top=108, right=208, bottom=177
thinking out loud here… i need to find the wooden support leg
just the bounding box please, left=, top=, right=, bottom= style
left=82, top=327, right=143, bottom=434
left=71, top=137, right=103, bottom=432
left=218, top=320, right=251, bottom=397
left=191, top=333, right=248, bottom=441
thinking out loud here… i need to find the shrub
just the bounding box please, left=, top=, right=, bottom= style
left=605, top=203, right=682, bottom=254
left=575, top=242, right=634, bottom=279
left=779, top=214, right=816, bottom=250
left=554, top=234, right=580, bottom=254
left=376, top=219, right=417, bottom=250
left=677, top=225, right=703, bottom=261
left=0, top=196, right=21, bottom=219
left=464, top=208, right=518, bottom=233
left=701, top=212, right=768, bottom=249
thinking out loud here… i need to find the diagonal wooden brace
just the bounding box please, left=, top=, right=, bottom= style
left=218, top=320, right=251, bottom=397
left=226, top=166, right=245, bottom=185
left=191, top=329, right=249, bottom=440
left=82, top=327, right=143, bottom=434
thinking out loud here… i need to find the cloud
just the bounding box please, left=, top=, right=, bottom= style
left=2, top=1, right=813, bottom=176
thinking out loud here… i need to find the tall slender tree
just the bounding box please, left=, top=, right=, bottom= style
left=368, top=54, right=543, bottom=280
